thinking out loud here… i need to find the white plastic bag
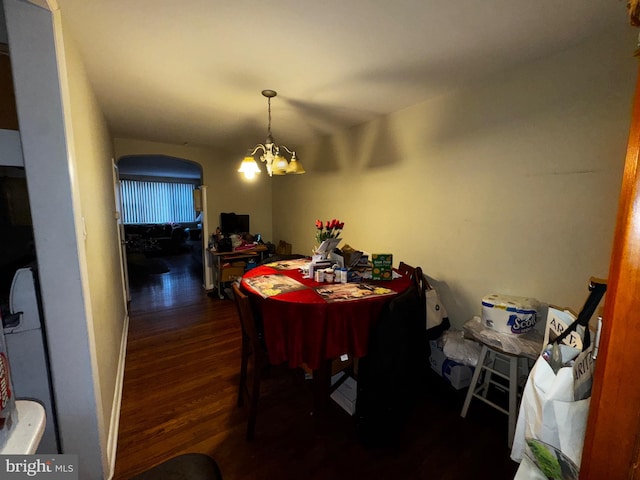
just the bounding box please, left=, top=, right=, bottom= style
left=511, top=345, right=591, bottom=479
left=441, top=330, right=482, bottom=367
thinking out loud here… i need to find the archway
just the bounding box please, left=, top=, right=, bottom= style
left=115, top=155, right=206, bottom=292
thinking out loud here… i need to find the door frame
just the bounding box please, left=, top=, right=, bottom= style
left=112, top=159, right=130, bottom=305
left=580, top=65, right=640, bottom=479
left=199, top=185, right=214, bottom=290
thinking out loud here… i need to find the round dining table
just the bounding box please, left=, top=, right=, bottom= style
left=240, top=259, right=412, bottom=413
left=241, top=259, right=412, bottom=370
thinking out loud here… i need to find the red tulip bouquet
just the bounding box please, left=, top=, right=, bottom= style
left=315, top=218, right=344, bottom=244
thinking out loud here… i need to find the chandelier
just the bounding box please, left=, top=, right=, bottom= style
left=238, top=90, right=305, bottom=179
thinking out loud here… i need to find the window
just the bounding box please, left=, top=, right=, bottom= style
left=121, top=179, right=196, bottom=224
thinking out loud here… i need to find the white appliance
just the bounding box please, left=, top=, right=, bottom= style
left=3, top=265, right=59, bottom=453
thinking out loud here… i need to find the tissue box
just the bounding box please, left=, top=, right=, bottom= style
left=371, top=254, right=393, bottom=280
left=481, top=294, right=539, bottom=335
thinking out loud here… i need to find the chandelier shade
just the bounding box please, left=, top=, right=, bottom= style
left=286, top=154, right=305, bottom=174
left=237, top=155, right=261, bottom=179
left=239, top=90, right=305, bottom=178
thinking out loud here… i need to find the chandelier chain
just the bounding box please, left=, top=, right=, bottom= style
left=267, top=97, right=272, bottom=136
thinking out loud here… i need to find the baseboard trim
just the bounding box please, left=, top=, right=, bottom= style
left=106, top=313, right=129, bottom=480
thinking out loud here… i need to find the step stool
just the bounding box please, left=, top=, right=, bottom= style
left=460, top=344, right=531, bottom=447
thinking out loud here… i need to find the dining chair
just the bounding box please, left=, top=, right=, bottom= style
left=398, top=261, right=415, bottom=278
left=231, top=282, right=269, bottom=441
left=412, top=266, right=429, bottom=299
left=399, top=262, right=431, bottom=293
left=356, top=270, right=427, bottom=446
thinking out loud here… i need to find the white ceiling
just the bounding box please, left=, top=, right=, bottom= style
left=53, top=1, right=631, bottom=155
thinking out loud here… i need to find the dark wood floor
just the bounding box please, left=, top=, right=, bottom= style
left=113, top=253, right=519, bottom=479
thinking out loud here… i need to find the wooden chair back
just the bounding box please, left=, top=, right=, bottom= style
left=399, top=261, right=432, bottom=291
left=232, top=282, right=268, bottom=441
left=232, top=283, right=261, bottom=352
left=399, top=263, right=431, bottom=326
left=398, top=261, right=415, bottom=278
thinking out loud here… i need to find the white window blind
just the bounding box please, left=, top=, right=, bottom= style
left=121, top=179, right=196, bottom=224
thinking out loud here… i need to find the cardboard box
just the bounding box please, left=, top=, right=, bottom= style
left=429, top=339, right=474, bottom=390
left=220, top=266, right=245, bottom=282
left=371, top=253, right=393, bottom=280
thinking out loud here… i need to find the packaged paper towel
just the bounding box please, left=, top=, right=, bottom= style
left=481, top=294, right=539, bottom=335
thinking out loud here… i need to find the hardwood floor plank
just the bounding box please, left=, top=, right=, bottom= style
left=113, top=252, right=518, bottom=479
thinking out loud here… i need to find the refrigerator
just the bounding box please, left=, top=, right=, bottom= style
left=2, top=264, right=60, bottom=453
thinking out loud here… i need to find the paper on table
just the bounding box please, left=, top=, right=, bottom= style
left=315, top=283, right=394, bottom=302
left=243, top=274, right=307, bottom=298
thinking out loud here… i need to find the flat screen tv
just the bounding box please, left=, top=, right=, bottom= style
left=220, top=212, right=250, bottom=234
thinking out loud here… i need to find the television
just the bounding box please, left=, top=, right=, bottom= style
left=220, top=212, right=250, bottom=235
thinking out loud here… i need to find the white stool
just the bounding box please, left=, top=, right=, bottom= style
left=460, top=344, right=530, bottom=447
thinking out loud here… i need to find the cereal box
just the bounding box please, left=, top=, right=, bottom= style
left=371, top=254, right=393, bottom=281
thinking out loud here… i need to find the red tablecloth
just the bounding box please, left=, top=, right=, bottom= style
left=241, top=264, right=411, bottom=370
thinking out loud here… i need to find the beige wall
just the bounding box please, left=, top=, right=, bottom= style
left=273, top=26, right=637, bottom=327
left=113, top=138, right=274, bottom=244
left=62, top=14, right=126, bottom=470
left=5, top=1, right=124, bottom=477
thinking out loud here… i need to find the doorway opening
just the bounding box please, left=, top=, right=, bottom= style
left=116, top=154, right=204, bottom=292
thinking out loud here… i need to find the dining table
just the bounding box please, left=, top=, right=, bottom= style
left=240, top=258, right=412, bottom=413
